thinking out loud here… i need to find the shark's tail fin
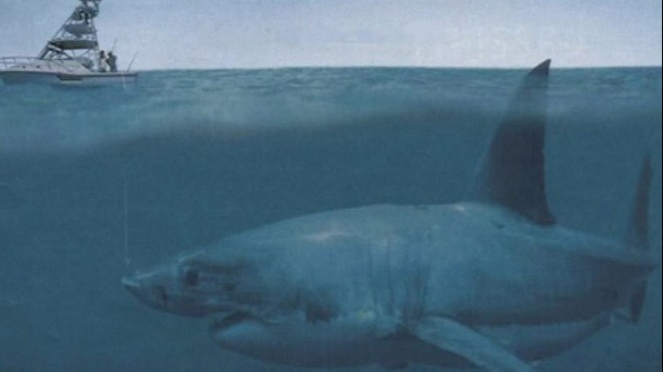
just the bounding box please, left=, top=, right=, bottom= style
left=624, top=153, right=652, bottom=323
left=625, top=154, right=651, bottom=251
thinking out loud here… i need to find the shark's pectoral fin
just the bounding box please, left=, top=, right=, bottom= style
left=414, top=317, right=535, bottom=372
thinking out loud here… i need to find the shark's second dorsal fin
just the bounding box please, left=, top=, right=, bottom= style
left=468, top=59, right=556, bottom=225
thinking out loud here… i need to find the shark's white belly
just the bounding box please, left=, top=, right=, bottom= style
left=211, top=308, right=610, bottom=368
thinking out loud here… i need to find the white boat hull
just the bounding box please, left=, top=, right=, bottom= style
left=0, top=70, right=137, bottom=86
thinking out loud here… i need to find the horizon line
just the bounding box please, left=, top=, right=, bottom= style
left=132, top=64, right=663, bottom=73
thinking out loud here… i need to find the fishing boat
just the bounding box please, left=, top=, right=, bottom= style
left=0, top=0, right=137, bottom=86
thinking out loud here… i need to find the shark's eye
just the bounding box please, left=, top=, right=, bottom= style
left=183, top=268, right=200, bottom=287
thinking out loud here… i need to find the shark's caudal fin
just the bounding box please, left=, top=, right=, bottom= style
left=468, top=59, right=556, bottom=225
left=624, top=154, right=652, bottom=323
left=625, top=153, right=651, bottom=251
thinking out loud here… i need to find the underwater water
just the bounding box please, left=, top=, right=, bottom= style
left=0, top=66, right=661, bottom=371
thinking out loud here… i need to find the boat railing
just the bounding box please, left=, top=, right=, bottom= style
left=0, top=56, right=36, bottom=70
left=0, top=56, right=90, bottom=73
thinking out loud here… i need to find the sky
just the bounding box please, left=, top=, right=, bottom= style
left=0, top=0, right=661, bottom=70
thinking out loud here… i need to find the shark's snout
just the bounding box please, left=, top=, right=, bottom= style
left=122, top=262, right=240, bottom=318
left=122, top=276, right=141, bottom=295
left=121, top=269, right=177, bottom=314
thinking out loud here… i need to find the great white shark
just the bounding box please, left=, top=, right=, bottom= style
left=122, top=60, right=656, bottom=371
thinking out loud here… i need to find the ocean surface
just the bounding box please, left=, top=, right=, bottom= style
left=0, top=66, right=661, bottom=371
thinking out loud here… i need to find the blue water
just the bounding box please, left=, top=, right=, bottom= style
left=0, top=67, right=661, bottom=371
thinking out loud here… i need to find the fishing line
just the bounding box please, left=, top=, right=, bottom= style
left=123, top=168, right=131, bottom=266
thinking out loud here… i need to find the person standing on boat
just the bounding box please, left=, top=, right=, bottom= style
left=107, top=52, right=118, bottom=73
left=78, top=7, right=89, bottom=24
left=98, top=50, right=108, bottom=72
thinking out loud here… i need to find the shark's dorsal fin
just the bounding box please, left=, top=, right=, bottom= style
left=468, top=59, right=555, bottom=225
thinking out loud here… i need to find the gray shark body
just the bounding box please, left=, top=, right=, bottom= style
left=123, top=60, right=655, bottom=371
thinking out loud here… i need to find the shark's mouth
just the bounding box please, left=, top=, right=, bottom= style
left=210, top=311, right=255, bottom=331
